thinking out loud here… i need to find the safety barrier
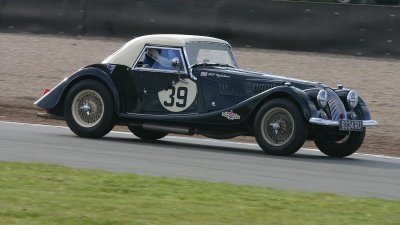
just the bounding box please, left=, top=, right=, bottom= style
left=0, top=0, right=398, bottom=58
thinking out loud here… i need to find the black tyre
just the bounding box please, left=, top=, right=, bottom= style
left=128, top=126, right=168, bottom=140
left=314, top=129, right=365, bottom=158
left=254, top=98, right=307, bottom=156
left=335, top=0, right=352, bottom=3
left=64, top=79, right=115, bottom=138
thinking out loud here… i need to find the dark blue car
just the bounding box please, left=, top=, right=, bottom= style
left=35, top=34, right=378, bottom=157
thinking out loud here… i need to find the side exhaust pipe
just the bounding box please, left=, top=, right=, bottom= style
left=129, top=123, right=193, bottom=135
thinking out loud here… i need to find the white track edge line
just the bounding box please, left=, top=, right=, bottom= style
left=1, top=120, right=399, bottom=160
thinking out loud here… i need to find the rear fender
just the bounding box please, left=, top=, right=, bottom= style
left=34, top=65, right=120, bottom=114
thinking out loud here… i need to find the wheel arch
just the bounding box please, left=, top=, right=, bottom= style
left=246, top=86, right=318, bottom=127
left=36, top=65, right=120, bottom=115
left=334, top=89, right=371, bottom=120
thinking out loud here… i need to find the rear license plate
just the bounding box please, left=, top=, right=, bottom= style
left=339, top=120, right=363, bottom=131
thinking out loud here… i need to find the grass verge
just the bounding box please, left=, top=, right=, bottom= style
left=0, top=162, right=399, bottom=225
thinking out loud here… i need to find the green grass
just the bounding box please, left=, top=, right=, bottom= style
left=0, top=162, right=399, bottom=225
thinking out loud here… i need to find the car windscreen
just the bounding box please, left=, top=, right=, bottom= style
left=185, top=42, right=237, bottom=68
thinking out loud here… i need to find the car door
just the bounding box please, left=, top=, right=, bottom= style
left=130, top=46, right=198, bottom=114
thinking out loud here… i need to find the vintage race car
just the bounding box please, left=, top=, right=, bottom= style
left=35, top=34, right=378, bottom=157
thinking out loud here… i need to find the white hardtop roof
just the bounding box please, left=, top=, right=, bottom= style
left=102, top=34, right=229, bottom=67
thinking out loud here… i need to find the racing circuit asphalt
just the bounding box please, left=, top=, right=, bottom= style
left=0, top=121, right=399, bottom=199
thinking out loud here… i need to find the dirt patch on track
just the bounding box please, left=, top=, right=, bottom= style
left=0, top=33, right=398, bottom=156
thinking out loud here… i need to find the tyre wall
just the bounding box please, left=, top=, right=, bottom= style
left=0, top=0, right=399, bottom=58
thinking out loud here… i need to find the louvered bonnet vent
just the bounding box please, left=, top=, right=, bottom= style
left=253, top=83, right=276, bottom=94
left=219, top=81, right=244, bottom=96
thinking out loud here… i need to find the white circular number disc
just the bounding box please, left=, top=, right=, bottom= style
left=158, top=78, right=197, bottom=112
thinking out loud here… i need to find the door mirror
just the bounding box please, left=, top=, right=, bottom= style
left=171, top=57, right=181, bottom=68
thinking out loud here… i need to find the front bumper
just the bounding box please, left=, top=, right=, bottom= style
left=309, top=118, right=378, bottom=127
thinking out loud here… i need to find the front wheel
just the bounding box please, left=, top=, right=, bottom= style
left=254, top=98, right=307, bottom=156
left=64, top=79, right=115, bottom=138
left=128, top=126, right=168, bottom=140
left=314, top=129, right=366, bottom=158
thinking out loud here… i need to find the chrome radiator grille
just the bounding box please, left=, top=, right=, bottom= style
left=326, top=88, right=347, bottom=121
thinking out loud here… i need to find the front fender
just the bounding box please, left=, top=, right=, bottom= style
left=196, top=85, right=318, bottom=125
left=248, top=86, right=318, bottom=120
left=34, top=65, right=120, bottom=114
left=334, top=89, right=371, bottom=120
left=206, top=85, right=318, bottom=125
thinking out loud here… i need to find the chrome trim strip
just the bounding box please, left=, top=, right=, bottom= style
left=131, top=45, right=148, bottom=68
left=228, top=44, right=239, bottom=68
left=363, top=120, right=379, bottom=126
left=131, top=45, right=188, bottom=74
left=182, top=46, right=197, bottom=80
left=309, top=118, right=378, bottom=127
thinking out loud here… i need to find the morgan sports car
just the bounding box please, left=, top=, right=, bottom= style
left=35, top=34, right=378, bottom=157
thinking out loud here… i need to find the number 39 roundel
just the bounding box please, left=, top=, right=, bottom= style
left=158, top=78, right=197, bottom=112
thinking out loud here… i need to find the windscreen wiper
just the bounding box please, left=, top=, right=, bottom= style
left=190, top=62, right=235, bottom=69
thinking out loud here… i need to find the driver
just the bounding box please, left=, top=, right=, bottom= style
left=145, top=48, right=181, bottom=70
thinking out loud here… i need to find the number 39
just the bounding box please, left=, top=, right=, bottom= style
left=163, top=86, right=188, bottom=108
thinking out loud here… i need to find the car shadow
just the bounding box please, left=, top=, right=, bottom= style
left=91, top=135, right=400, bottom=170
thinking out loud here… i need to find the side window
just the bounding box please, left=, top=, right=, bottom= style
left=134, top=47, right=185, bottom=72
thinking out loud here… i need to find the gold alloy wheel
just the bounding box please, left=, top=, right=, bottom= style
left=260, top=107, right=295, bottom=147
left=71, top=89, right=104, bottom=128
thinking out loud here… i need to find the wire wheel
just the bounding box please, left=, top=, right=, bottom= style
left=254, top=98, right=307, bottom=156
left=71, top=89, right=104, bottom=128
left=65, top=80, right=114, bottom=138
left=261, top=107, right=295, bottom=147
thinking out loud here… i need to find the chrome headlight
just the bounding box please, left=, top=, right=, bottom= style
left=347, top=90, right=359, bottom=109
left=317, top=89, right=328, bottom=108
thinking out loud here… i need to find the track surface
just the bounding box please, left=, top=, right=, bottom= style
left=1, top=121, right=399, bottom=199
left=1, top=32, right=399, bottom=156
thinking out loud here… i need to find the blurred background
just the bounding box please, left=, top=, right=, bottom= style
left=0, top=0, right=399, bottom=155
left=0, top=0, right=399, bottom=58
left=0, top=2, right=399, bottom=224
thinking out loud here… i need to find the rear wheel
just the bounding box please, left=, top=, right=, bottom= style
left=314, top=129, right=365, bottom=158
left=128, top=126, right=168, bottom=140
left=254, top=98, right=307, bottom=156
left=64, top=79, right=114, bottom=138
